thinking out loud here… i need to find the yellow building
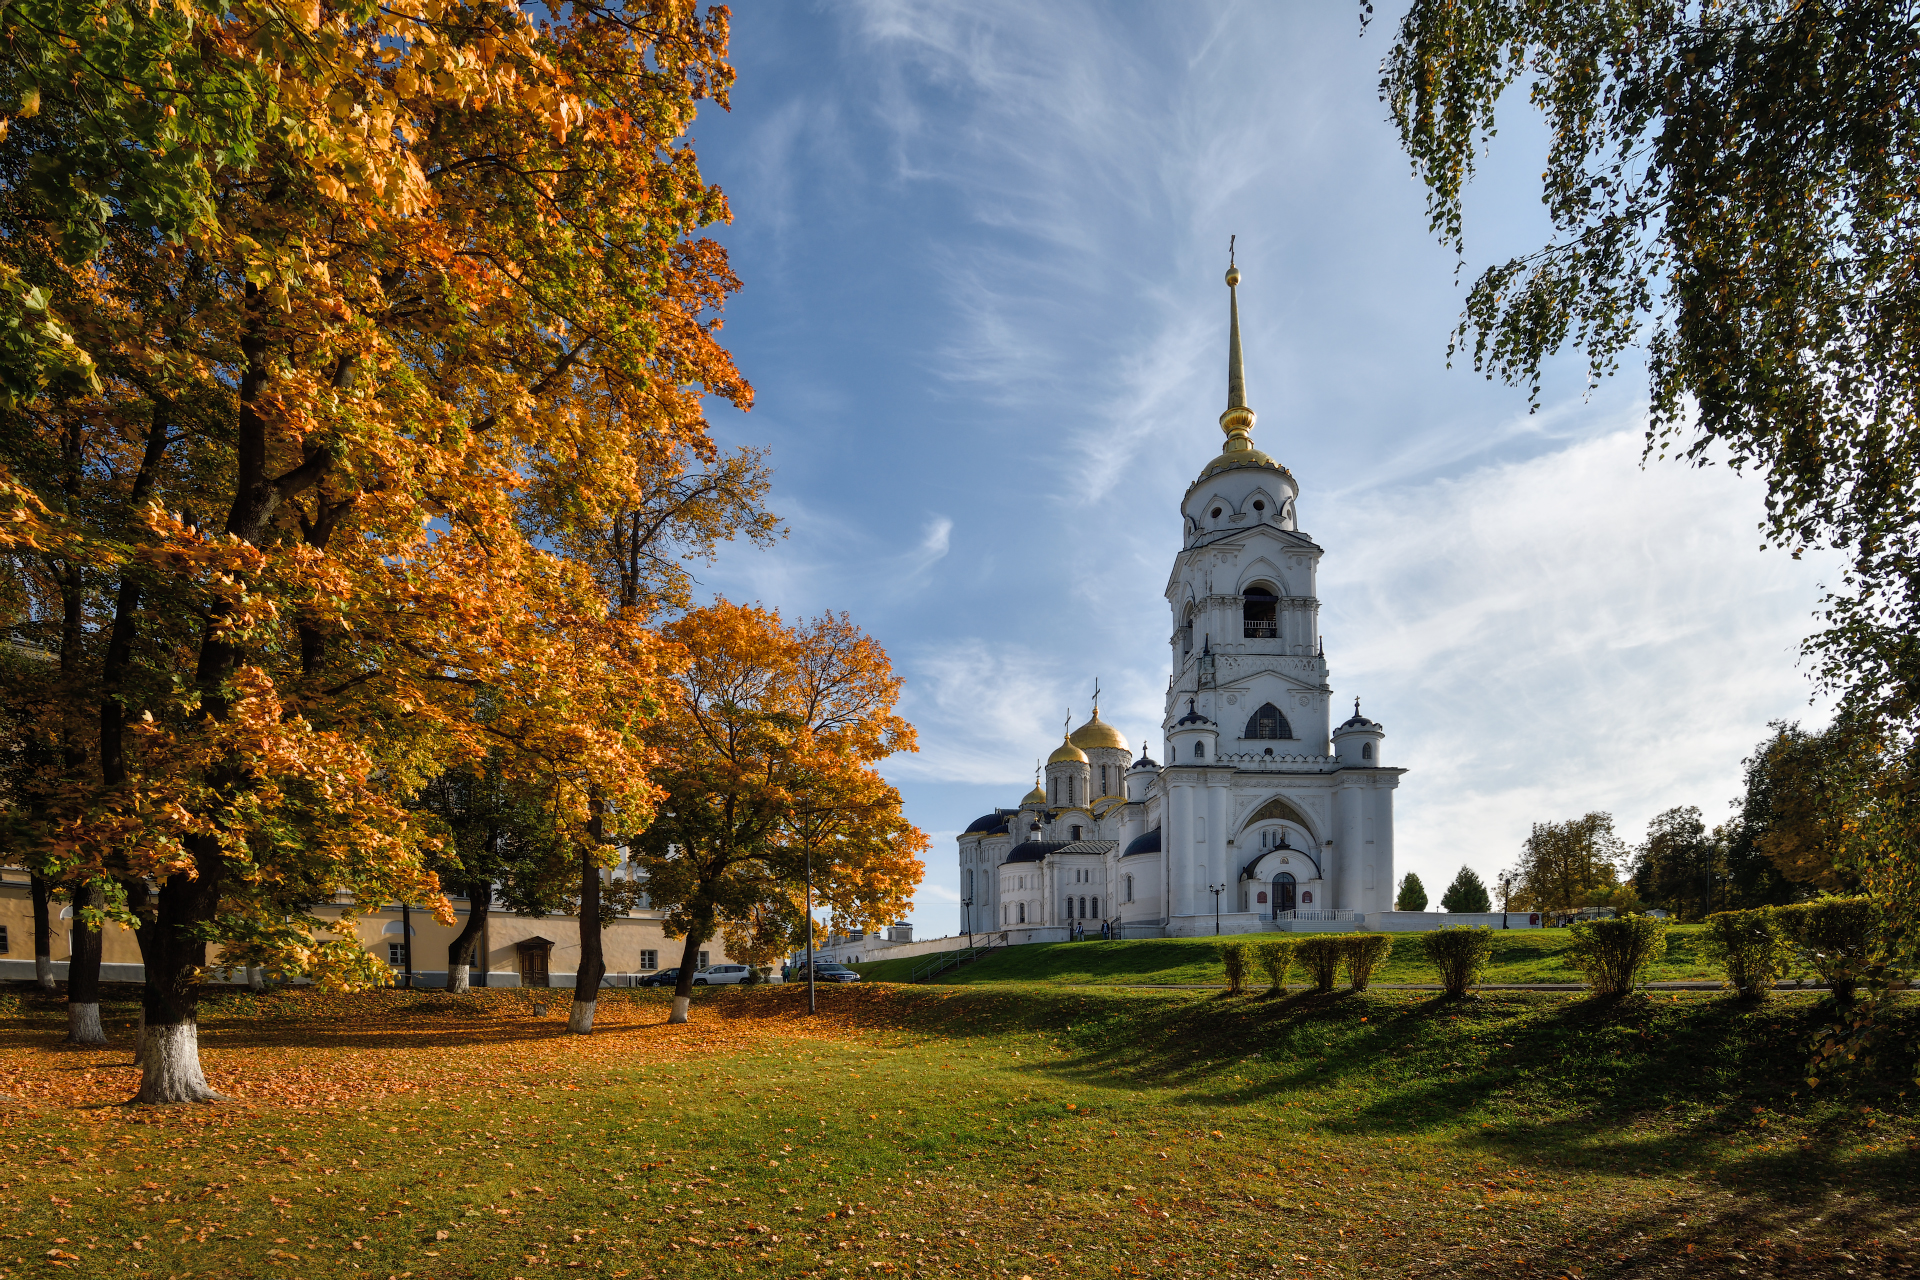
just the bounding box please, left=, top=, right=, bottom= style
left=0, top=866, right=729, bottom=988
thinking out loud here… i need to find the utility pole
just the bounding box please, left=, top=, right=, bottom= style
left=1209, top=883, right=1226, bottom=935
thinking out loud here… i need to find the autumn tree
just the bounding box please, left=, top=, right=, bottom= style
left=629, top=601, right=924, bottom=1024
left=0, top=0, right=749, bottom=1100
left=1506, top=813, right=1626, bottom=915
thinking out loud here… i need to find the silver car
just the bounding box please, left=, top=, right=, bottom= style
left=691, top=963, right=753, bottom=986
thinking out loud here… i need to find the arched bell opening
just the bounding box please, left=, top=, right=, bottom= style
left=1242, top=582, right=1278, bottom=639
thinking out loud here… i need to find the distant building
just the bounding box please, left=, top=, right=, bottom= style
left=958, top=263, right=1407, bottom=940
left=0, top=866, right=731, bottom=988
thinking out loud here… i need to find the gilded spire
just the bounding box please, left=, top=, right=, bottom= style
left=1220, top=237, right=1256, bottom=452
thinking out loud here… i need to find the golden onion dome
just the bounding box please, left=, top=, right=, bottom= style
left=1070, top=709, right=1129, bottom=752
left=1047, top=734, right=1088, bottom=765
left=1022, top=784, right=1047, bottom=806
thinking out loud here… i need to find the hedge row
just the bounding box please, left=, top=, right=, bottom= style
left=1702, top=897, right=1883, bottom=1004
left=1219, top=934, right=1395, bottom=995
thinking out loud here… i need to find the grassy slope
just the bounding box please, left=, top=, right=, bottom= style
left=0, top=981, right=1914, bottom=1279
left=853, top=925, right=1725, bottom=987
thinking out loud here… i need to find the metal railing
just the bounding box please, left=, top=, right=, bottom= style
left=1242, top=623, right=1278, bottom=638
left=1272, top=908, right=1355, bottom=923
left=909, top=931, right=1010, bottom=983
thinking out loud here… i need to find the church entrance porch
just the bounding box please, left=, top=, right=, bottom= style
left=1272, top=873, right=1296, bottom=917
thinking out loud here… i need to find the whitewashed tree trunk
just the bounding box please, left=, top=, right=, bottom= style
left=568, top=999, right=595, bottom=1034
left=134, top=1022, right=225, bottom=1104
left=67, top=1002, right=107, bottom=1046
left=448, top=964, right=470, bottom=994
left=669, top=995, right=690, bottom=1024
left=246, top=966, right=266, bottom=992
left=35, top=955, right=53, bottom=991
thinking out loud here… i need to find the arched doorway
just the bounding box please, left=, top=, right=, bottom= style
left=1272, top=873, right=1296, bottom=917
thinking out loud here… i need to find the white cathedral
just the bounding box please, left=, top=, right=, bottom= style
left=956, top=263, right=1405, bottom=940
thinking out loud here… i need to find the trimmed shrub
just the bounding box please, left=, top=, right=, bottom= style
left=1420, top=926, right=1494, bottom=997
left=1702, top=908, right=1794, bottom=1001
left=1296, top=936, right=1344, bottom=992
left=1569, top=915, right=1669, bottom=995
left=1342, top=933, right=1394, bottom=991
left=1775, top=896, right=1879, bottom=1006
left=1253, top=938, right=1298, bottom=994
left=1219, top=941, right=1249, bottom=995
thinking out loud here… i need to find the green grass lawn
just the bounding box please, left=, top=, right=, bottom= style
left=2, top=980, right=1915, bottom=1279
left=852, top=925, right=1728, bottom=988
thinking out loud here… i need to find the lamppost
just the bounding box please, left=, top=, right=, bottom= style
left=805, top=843, right=817, bottom=1016
left=400, top=900, right=413, bottom=988
left=962, top=897, right=973, bottom=948
left=1501, top=875, right=1511, bottom=930
left=1209, top=883, right=1226, bottom=935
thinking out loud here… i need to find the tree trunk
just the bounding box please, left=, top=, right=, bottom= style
left=669, top=929, right=706, bottom=1025
left=130, top=870, right=225, bottom=1103
left=67, top=883, right=106, bottom=1045
left=447, top=881, right=489, bottom=993
left=30, top=874, right=54, bottom=990
left=246, top=966, right=266, bottom=992
left=571, top=851, right=605, bottom=1034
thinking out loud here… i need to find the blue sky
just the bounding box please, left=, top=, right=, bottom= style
left=687, top=1, right=1840, bottom=935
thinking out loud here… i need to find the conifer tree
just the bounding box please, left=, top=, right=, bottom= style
left=1395, top=872, right=1428, bottom=911
left=1440, top=866, right=1492, bottom=914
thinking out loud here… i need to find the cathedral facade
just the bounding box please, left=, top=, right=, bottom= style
left=956, top=264, right=1406, bottom=940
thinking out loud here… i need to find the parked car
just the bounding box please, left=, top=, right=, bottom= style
left=790, top=961, right=861, bottom=984
left=692, top=963, right=754, bottom=986
left=637, top=967, right=682, bottom=988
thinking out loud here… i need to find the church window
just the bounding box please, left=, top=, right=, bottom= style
left=1253, top=500, right=1265, bottom=512
left=1362, top=742, right=1374, bottom=760
left=1068, top=775, right=1075, bottom=805
left=1071, top=825, right=1082, bottom=841
left=1193, top=741, right=1205, bottom=759
left=1124, top=875, right=1134, bottom=903
left=1018, top=903, right=1027, bottom=924
left=1079, top=896, right=1087, bottom=918
left=1210, top=507, right=1222, bottom=518
left=1091, top=897, right=1099, bottom=917
left=1243, top=584, right=1278, bottom=639
left=1244, top=702, right=1292, bottom=740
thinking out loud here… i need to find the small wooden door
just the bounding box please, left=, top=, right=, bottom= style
left=517, top=943, right=551, bottom=988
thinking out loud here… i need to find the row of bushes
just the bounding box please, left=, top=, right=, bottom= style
left=1211, top=898, right=1886, bottom=1003
left=1217, top=920, right=1668, bottom=999
left=1702, top=897, right=1882, bottom=1003
left=1219, top=935, right=1395, bottom=996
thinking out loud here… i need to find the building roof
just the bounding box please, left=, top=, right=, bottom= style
left=1047, top=734, right=1088, bottom=764
left=1335, top=696, right=1383, bottom=732
left=1174, top=697, right=1212, bottom=727
left=963, top=810, right=1011, bottom=835
left=1122, top=827, right=1161, bottom=857
left=1069, top=708, right=1129, bottom=752
left=1004, top=841, right=1068, bottom=864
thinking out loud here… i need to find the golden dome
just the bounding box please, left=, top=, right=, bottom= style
left=1070, top=709, right=1128, bottom=752
left=1047, top=735, right=1088, bottom=765
left=1022, top=784, right=1047, bottom=806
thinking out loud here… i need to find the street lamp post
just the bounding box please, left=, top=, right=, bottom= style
left=1501, top=876, right=1511, bottom=930
left=1209, top=883, right=1226, bottom=935
left=805, top=843, right=816, bottom=1016
left=962, top=897, right=973, bottom=948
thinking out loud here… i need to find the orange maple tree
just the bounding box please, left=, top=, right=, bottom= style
left=0, top=0, right=751, bottom=1100
left=629, top=600, right=926, bottom=1023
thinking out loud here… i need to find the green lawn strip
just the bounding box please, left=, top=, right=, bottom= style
left=857, top=926, right=1729, bottom=989
left=0, top=983, right=1913, bottom=1279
